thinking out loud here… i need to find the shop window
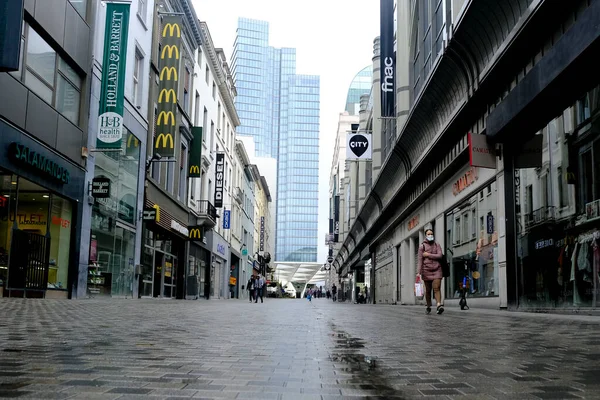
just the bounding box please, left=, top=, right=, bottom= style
left=48, top=196, right=72, bottom=290
left=0, top=173, right=72, bottom=293
left=446, top=186, right=499, bottom=299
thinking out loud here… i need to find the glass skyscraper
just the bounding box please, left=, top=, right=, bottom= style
left=232, top=18, right=320, bottom=262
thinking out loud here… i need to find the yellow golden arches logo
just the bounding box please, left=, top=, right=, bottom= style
left=157, top=111, right=176, bottom=126
left=162, top=23, right=181, bottom=38
left=189, top=165, right=200, bottom=174
left=153, top=204, right=160, bottom=222
left=155, top=133, right=174, bottom=149
left=127, top=135, right=139, bottom=148
left=159, top=66, right=178, bottom=81
left=161, top=45, right=179, bottom=60
left=189, top=228, right=201, bottom=239
left=158, top=89, right=177, bottom=103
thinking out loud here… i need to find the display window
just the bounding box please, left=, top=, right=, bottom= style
left=0, top=170, right=73, bottom=295
left=445, top=181, right=499, bottom=299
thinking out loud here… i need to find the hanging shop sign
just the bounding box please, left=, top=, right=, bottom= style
left=91, top=177, right=111, bottom=198
left=97, top=2, right=130, bottom=149
left=260, top=216, right=265, bottom=251
left=223, top=209, right=231, bottom=229
left=333, top=195, right=340, bottom=242
left=346, top=133, right=372, bottom=160
left=189, top=127, right=202, bottom=177
left=380, top=0, right=395, bottom=118
left=0, top=0, right=24, bottom=72
left=514, top=134, right=543, bottom=169
left=468, top=133, right=497, bottom=169
left=188, top=225, right=203, bottom=241
left=154, top=15, right=182, bottom=157
left=214, top=153, right=224, bottom=208
left=229, top=276, right=237, bottom=286
left=487, top=214, right=495, bottom=234
left=8, top=142, right=70, bottom=184
left=452, top=168, right=478, bottom=196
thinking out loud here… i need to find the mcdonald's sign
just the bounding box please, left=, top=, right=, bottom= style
left=158, top=89, right=177, bottom=104
left=160, top=67, right=178, bottom=81
left=155, top=133, right=174, bottom=150
left=163, top=23, right=181, bottom=38
left=154, top=15, right=181, bottom=158
left=157, top=111, right=176, bottom=126
left=161, top=45, right=179, bottom=60
left=188, top=225, right=203, bottom=241
left=189, top=127, right=203, bottom=178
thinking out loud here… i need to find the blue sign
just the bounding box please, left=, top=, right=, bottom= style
left=223, top=210, right=230, bottom=229
left=487, top=214, right=494, bottom=234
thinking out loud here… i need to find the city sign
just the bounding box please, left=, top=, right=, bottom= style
left=346, top=133, right=372, bottom=160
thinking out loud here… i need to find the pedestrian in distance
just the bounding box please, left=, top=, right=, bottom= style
left=417, top=228, right=445, bottom=315
left=255, top=274, right=265, bottom=303
left=331, top=284, right=337, bottom=302
left=248, top=276, right=255, bottom=302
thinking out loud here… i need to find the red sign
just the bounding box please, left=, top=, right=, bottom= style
left=408, top=215, right=419, bottom=231
left=0, top=197, right=7, bottom=208
left=52, top=216, right=71, bottom=228
left=453, top=168, right=478, bottom=196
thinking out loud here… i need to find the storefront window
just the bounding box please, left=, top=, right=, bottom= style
left=0, top=172, right=72, bottom=293
left=89, top=129, right=140, bottom=297
left=446, top=182, right=499, bottom=299
left=48, top=196, right=72, bottom=290
left=514, top=108, right=600, bottom=308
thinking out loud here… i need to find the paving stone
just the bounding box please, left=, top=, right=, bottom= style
left=0, top=299, right=599, bottom=399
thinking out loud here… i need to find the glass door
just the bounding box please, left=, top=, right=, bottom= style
left=163, top=253, right=177, bottom=298
left=111, top=224, right=135, bottom=298
left=141, top=245, right=154, bottom=297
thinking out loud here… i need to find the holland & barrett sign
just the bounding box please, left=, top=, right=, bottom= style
left=97, top=2, right=130, bottom=149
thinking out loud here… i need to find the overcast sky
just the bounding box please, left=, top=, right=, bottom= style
left=191, top=0, right=380, bottom=263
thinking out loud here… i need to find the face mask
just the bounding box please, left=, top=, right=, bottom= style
left=426, top=235, right=434, bottom=242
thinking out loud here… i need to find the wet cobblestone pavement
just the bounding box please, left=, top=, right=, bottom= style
left=1, top=298, right=599, bottom=399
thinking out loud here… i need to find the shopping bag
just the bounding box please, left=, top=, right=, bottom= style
left=415, top=276, right=424, bottom=299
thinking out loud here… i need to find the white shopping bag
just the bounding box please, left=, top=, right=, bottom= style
left=415, top=276, right=424, bottom=299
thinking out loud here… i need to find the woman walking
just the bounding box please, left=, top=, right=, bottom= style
left=417, top=228, right=444, bottom=315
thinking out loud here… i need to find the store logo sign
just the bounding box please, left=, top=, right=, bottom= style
left=468, top=133, right=496, bottom=169
left=214, top=153, right=224, bottom=208
left=188, top=225, right=202, bottom=241
left=346, top=133, right=372, bottom=160
left=8, top=142, right=70, bottom=184
left=217, top=243, right=226, bottom=256
left=452, top=168, right=478, bottom=196
left=408, top=215, right=419, bottom=231
left=91, top=177, right=111, bottom=198
left=170, top=220, right=189, bottom=236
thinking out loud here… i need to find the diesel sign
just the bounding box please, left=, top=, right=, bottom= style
left=214, top=153, right=224, bottom=208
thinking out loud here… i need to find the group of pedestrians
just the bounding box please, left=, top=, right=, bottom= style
left=246, top=274, right=266, bottom=303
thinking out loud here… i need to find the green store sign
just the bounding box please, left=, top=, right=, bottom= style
left=8, top=142, right=71, bottom=184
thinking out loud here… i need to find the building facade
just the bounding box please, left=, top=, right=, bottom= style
left=0, top=0, right=92, bottom=299
left=232, top=18, right=320, bottom=263
left=333, top=0, right=600, bottom=311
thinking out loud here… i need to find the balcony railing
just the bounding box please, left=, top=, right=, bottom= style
left=195, top=200, right=217, bottom=227
left=524, top=206, right=556, bottom=229
left=234, top=187, right=243, bottom=204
